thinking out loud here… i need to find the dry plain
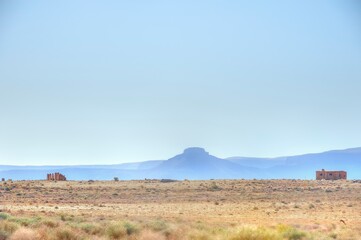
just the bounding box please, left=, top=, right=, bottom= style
left=0, top=179, right=361, bottom=239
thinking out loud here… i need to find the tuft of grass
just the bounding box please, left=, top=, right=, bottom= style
left=79, top=223, right=103, bottom=235
left=229, top=226, right=281, bottom=240
left=106, top=222, right=127, bottom=239
left=59, top=214, right=75, bottom=222
left=139, top=230, right=166, bottom=240
left=277, top=224, right=307, bottom=240
left=55, top=228, right=80, bottom=240
left=8, top=216, right=42, bottom=227
left=0, top=220, right=19, bottom=235
left=209, top=182, right=222, bottom=191
left=283, top=229, right=306, bottom=240
left=123, top=221, right=139, bottom=235
left=146, top=220, right=169, bottom=232
left=41, top=219, right=59, bottom=228
left=0, top=230, right=9, bottom=240
left=9, top=227, right=37, bottom=240
left=106, top=221, right=139, bottom=239
left=329, top=233, right=337, bottom=239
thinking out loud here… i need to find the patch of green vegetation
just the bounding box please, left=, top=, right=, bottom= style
left=106, top=222, right=127, bottom=239
left=277, top=224, right=307, bottom=240
left=0, top=213, right=9, bottom=220
left=123, top=221, right=139, bottom=235
left=8, top=215, right=42, bottom=227
left=146, top=220, right=169, bottom=232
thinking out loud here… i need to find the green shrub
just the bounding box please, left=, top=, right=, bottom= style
left=277, top=225, right=306, bottom=240
left=283, top=229, right=306, bottom=240
left=106, top=223, right=127, bottom=239
left=0, top=213, right=9, bottom=220
left=8, top=216, right=42, bottom=227
left=123, top=221, right=139, bottom=235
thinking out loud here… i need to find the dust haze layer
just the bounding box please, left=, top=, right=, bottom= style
left=1, top=147, right=360, bottom=180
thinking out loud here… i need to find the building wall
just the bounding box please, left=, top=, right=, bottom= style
left=47, top=172, right=67, bottom=181
left=316, top=170, right=347, bottom=180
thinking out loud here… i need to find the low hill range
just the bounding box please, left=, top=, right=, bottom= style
left=1, top=147, right=361, bottom=180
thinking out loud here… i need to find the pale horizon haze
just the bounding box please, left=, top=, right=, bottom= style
left=1, top=1, right=361, bottom=165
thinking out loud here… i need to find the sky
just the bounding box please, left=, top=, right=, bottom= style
left=0, top=1, right=361, bottom=165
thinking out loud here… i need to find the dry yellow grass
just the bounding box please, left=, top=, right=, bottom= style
left=0, top=179, right=360, bottom=239
left=9, top=228, right=37, bottom=240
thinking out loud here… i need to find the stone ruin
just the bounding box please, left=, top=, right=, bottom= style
left=316, top=169, right=347, bottom=180
left=47, top=172, right=67, bottom=181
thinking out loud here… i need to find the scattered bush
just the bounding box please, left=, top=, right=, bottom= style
left=0, top=213, right=9, bottom=220
left=277, top=224, right=307, bottom=240
left=160, top=179, right=177, bottom=183
left=329, top=233, right=337, bottom=239
left=123, top=221, right=139, bottom=235
left=106, top=222, right=127, bottom=239
left=55, top=228, right=79, bottom=240
left=41, top=219, right=59, bottom=228
left=209, top=183, right=222, bottom=191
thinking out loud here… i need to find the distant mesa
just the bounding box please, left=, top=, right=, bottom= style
left=182, top=147, right=209, bottom=156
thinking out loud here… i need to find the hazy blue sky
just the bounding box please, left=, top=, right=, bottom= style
left=1, top=1, right=361, bottom=165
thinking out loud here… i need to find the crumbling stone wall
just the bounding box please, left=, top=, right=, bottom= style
left=47, top=172, right=67, bottom=181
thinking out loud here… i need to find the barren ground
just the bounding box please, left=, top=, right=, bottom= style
left=1, top=179, right=361, bottom=239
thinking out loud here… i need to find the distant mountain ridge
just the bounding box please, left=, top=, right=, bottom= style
left=1, top=147, right=360, bottom=180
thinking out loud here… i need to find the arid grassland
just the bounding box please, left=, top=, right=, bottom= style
left=0, top=179, right=361, bottom=239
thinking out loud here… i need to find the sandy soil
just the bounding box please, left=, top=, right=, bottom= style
left=1, top=179, right=361, bottom=236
